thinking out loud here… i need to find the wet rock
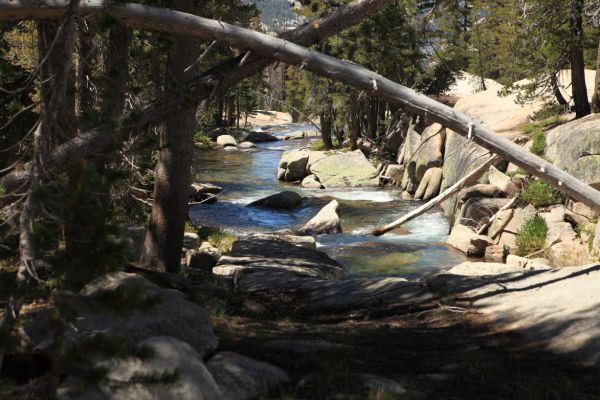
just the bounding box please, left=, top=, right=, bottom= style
left=190, top=183, right=222, bottom=204
left=247, top=191, right=302, bottom=210
left=216, top=134, right=237, bottom=147
left=446, top=224, right=493, bottom=257
left=278, top=149, right=309, bottom=181
left=311, top=150, right=379, bottom=188
left=223, top=146, right=239, bottom=151
left=400, top=191, right=413, bottom=200
left=266, top=339, right=349, bottom=354
left=183, top=232, right=200, bottom=250
left=238, top=141, right=257, bottom=149
left=75, top=273, right=218, bottom=357
left=245, top=233, right=316, bottom=250
left=382, top=164, right=404, bottom=183
left=213, top=237, right=342, bottom=280
left=297, top=200, right=342, bottom=235
left=245, top=131, right=279, bottom=142
left=207, top=352, right=290, bottom=400
left=485, top=244, right=509, bottom=263
left=301, top=174, right=323, bottom=189
left=67, top=336, right=225, bottom=400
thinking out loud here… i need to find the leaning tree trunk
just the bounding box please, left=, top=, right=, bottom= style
left=591, top=38, right=600, bottom=113
left=569, top=0, right=591, bottom=119
left=141, top=0, right=200, bottom=273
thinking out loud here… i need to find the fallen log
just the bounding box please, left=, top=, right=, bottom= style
left=372, top=153, right=502, bottom=236
left=2, top=2, right=600, bottom=209
left=476, top=195, right=518, bottom=236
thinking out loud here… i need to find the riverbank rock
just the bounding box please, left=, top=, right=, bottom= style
left=457, top=198, right=510, bottom=228
left=305, top=151, right=329, bottom=175
left=213, top=236, right=342, bottom=280
left=414, top=167, right=443, bottom=201
left=546, top=114, right=600, bottom=188
left=488, top=166, right=514, bottom=194
left=278, top=149, right=309, bottom=182
left=186, top=242, right=222, bottom=271
left=446, top=261, right=526, bottom=276
left=458, top=184, right=501, bottom=203
left=217, top=135, right=237, bottom=147
left=75, top=272, right=218, bottom=357
left=207, top=352, right=290, bottom=400
left=297, top=200, right=342, bottom=235
left=301, top=174, right=323, bottom=189
left=485, top=244, right=509, bottom=263
left=238, top=141, right=257, bottom=149
left=310, top=150, right=379, bottom=188
left=247, top=191, right=302, bottom=210
left=446, top=224, right=492, bottom=257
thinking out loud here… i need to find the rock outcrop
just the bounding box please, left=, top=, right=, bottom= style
left=216, top=134, right=237, bottom=147
left=310, top=150, right=379, bottom=188
left=277, top=149, right=309, bottom=182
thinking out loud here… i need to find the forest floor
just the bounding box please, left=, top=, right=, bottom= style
left=199, top=274, right=600, bottom=400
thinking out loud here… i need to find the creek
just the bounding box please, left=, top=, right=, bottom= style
left=190, top=123, right=466, bottom=279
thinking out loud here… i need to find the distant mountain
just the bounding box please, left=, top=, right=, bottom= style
left=248, top=0, right=305, bottom=32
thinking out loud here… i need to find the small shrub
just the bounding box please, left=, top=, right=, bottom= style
left=532, top=103, right=566, bottom=121
left=194, top=130, right=213, bottom=148
left=196, top=225, right=236, bottom=253
left=516, top=215, right=548, bottom=256
left=311, top=139, right=326, bottom=151
left=520, top=180, right=564, bottom=207
left=529, top=129, right=547, bottom=157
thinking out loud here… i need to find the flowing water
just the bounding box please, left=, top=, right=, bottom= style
left=190, top=124, right=466, bottom=279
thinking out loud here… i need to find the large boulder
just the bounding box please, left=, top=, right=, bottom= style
left=297, top=200, right=342, bottom=235
left=245, top=130, right=279, bottom=142
left=546, top=114, right=600, bottom=189
left=75, top=273, right=218, bottom=357
left=456, top=198, right=510, bottom=229
left=207, top=352, right=290, bottom=400
left=278, top=149, right=309, bottom=182
left=310, top=150, right=379, bottom=188
left=446, top=224, right=493, bottom=257
left=247, top=191, right=302, bottom=210
left=216, top=135, right=237, bottom=147
left=396, top=123, right=423, bottom=177
left=414, top=123, right=445, bottom=181
left=69, top=336, right=226, bottom=400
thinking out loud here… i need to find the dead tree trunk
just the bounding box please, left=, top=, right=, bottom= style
left=140, top=0, right=201, bottom=273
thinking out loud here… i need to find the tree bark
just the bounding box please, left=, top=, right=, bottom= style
left=140, top=0, right=200, bottom=273
left=101, top=23, right=130, bottom=119
left=569, top=0, right=591, bottom=118
left=550, top=71, right=569, bottom=107
left=591, top=38, right=600, bottom=113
